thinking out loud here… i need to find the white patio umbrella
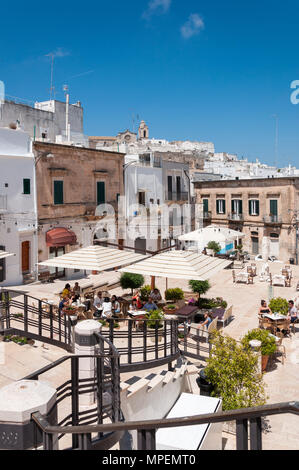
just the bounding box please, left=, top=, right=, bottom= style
left=118, top=250, right=232, bottom=290
left=179, top=225, right=245, bottom=243
left=0, top=250, right=15, bottom=260
left=38, top=245, right=148, bottom=272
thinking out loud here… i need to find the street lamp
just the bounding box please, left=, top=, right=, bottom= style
left=34, top=152, right=54, bottom=167
left=288, top=209, right=299, bottom=265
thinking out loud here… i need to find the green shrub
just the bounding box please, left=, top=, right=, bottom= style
left=140, top=285, right=151, bottom=302
left=205, top=332, right=267, bottom=411
left=165, top=304, right=176, bottom=309
left=207, top=241, right=221, bottom=254
left=189, top=280, right=211, bottom=298
left=146, top=309, right=164, bottom=329
left=197, top=297, right=227, bottom=309
left=268, top=297, right=288, bottom=316
left=242, top=329, right=277, bottom=356
left=165, top=288, right=184, bottom=301
left=120, top=272, right=144, bottom=294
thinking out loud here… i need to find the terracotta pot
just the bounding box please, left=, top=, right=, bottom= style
left=261, top=355, right=269, bottom=372
left=163, top=306, right=177, bottom=315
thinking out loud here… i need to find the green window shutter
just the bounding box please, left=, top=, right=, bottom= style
left=223, top=200, right=226, bottom=214
left=231, top=200, right=234, bottom=213
left=249, top=200, right=252, bottom=215
left=256, top=200, right=260, bottom=215
left=203, top=199, right=209, bottom=212
left=54, top=181, right=64, bottom=205
left=97, top=182, right=105, bottom=205
left=270, top=200, right=277, bottom=216
left=23, top=179, right=31, bottom=195
left=239, top=200, right=243, bottom=214
left=216, top=200, right=220, bottom=213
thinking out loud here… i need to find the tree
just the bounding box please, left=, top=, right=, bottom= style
left=120, top=272, right=144, bottom=295
left=188, top=280, right=211, bottom=298
left=207, top=241, right=221, bottom=255
left=205, top=332, right=267, bottom=411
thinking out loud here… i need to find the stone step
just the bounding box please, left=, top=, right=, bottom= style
left=162, top=371, right=174, bottom=385
left=127, top=378, right=150, bottom=397
left=147, top=374, right=165, bottom=391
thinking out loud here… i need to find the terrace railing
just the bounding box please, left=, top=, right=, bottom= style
left=0, top=289, right=72, bottom=351
left=31, top=400, right=299, bottom=450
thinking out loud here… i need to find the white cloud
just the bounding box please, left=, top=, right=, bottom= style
left=181, top=13, right=205, bottom=39
left=142, top=0, right=172, bottom=19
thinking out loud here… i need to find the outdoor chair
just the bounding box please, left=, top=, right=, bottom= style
left=273, top=332, right=286, bottom=365
left=291, top=318, right=299, bottom=334
left=217, top=305, right=233, bottom=328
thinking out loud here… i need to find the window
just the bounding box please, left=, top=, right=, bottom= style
left=270, top=200, right=278, bottom=216
left=138, top=191, right=145, bottom=205
left=203, top=199, right=209, bottom=213
left=249, top=199, right=259, bottom=216
left=216, top=199, right=226, bottom=214
left=97, top=181, right=106, bottom=205
left=53, top=180, right=64, bottom=205
left=231, top=199, right=243, bottom=214
left=23, top=179, right=31, bottom=195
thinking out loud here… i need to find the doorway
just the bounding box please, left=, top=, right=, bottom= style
left=22, top=241, right=30, bottom=274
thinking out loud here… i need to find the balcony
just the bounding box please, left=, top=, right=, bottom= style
left=263, top=215, right=282, bottom=225
left=228, top=212, right=244, bottom=222
left=0, top=195, right=7, bottom=212
left=203, top=211, right=212, bottom=219
left=165, top=191, right=189, bottom=202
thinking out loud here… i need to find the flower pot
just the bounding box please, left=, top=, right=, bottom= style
left=261, top=355, right=269, bottom=372
left=163, top=306, right=177, bottom=315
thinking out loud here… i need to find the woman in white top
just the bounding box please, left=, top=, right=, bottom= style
left=102, top=297, right=112, bottom=318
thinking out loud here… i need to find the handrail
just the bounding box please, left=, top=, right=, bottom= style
left=32, top=401, right=299, bottom=435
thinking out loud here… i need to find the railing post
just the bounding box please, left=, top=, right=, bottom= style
left=143, top=321, right=147, bottom=363
left=49, top=304, right=53, bottom=340
left=184, top=322, right=188, bottom=355
left=23, top=294, right=28, bottom=332
left=128, top=321, right=132, bottom=364
left=163, top=320, right=167, bottom=358
left=137, top=428, right=156, bottom=450
left=236, top=419, right=248, bottom=450
left=250, top=417, right=262, bottom=450
left=38, top=299, right=42, bottom=336
left=71, top=356, right=79, bottom=449
left=155, top=321, right=159, bottom=359
left=4, top=291, right=10, bottom=329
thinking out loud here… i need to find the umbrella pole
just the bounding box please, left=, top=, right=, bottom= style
left=151, top=276, right=155, bottom=290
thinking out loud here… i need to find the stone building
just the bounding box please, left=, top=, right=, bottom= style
left=193, top=177, right=299, bottom=262
left=34, top=141, right=124, bottom=279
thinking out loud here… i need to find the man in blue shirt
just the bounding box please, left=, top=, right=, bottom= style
left=143, top=297, right=158, bottom=312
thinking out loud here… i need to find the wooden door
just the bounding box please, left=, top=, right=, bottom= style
left=22, top=241, right=30, bottom=273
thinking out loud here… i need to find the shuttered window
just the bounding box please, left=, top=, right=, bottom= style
left=249, top=199, right=259, bottom=216
left=216, top=199, right=226, bottom=214
left=97, top=181, right=106, bottom=205
left=270, top=199, right=278, bottom=216
left=231, top=199, right=243, bottom=214
left=54, top=181, right=64, bottom=205
left=203, top=199, right=209, bottom=213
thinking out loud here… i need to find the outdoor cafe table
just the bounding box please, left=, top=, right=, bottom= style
left=264, top=313, right=287, bottom=321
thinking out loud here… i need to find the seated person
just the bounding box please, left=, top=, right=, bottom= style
left=61, top=283, right=71, bottom=299
left=143, top=297, right=158, bottom=312
left=150, top=288, right=162, bottom=303
left=258, top=300, right=272, bottom=318
left=102, top=297, right=112, bottom=319
left=72, top=282, right=81, bottom=302
left=132, top=291, right=143, bottom=309
left=93, top=291, right=104, bottom=317
left=111, top=295, right=121, bottom=316
left=288, top=300, right=298, bottom=323
left=59, top=296, right=70, bottom=315
left=197, top=312, right=213, bottom=330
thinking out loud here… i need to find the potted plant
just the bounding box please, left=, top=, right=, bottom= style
left=146, top=309, right=164, bottom=342
left=242, top=329, right=277, bottom=372
left=205, top=332, right=267, bottom=410
left=189, top=280, right=211, bottom=303
left=140, top=285, right=151, bottom=302
left=120, top=272, right=145, bottom=295
left=163, top=304, right=177, bottom=314
left=206, top=241, right=221, bottom=256
left=268, top=297, right=288, bottom=316
left=165, top=288, right=184, bottom=302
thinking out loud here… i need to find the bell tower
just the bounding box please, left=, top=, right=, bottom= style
left=138, top=120, right=149, bottom=140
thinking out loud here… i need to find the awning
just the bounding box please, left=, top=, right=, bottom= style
left=38, top=245, right=148, bottom=272
left=0, top=250, right=15, bottom=260
left=46, top=228, right=77, bottom=248
left=119, top=250, right=232, bottom=281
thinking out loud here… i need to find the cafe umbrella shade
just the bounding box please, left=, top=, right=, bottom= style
left=0, top=250, right=15, bottom=260
left=118, top=250, right=232, bottom=289
left=38, top=245, right=148, bottom=272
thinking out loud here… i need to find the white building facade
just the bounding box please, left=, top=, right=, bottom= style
left=0, top=128, right=38, bottom=286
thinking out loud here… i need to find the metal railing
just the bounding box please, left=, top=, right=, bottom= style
left=165, top=191, right=189, bottom=202
left=23, top=333, right=122, bottom=450
left=99, top=318, right=180, bottom=372
left=263, top=215, right=282, bottom=224
left=0, top=289, right=72, bottom=351
left=228, top=212, right=244, bottom=221
left=31, top=400, right=299, bottom=450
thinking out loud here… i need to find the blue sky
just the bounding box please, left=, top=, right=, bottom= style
left=1, top=0, right=299, bottom=167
